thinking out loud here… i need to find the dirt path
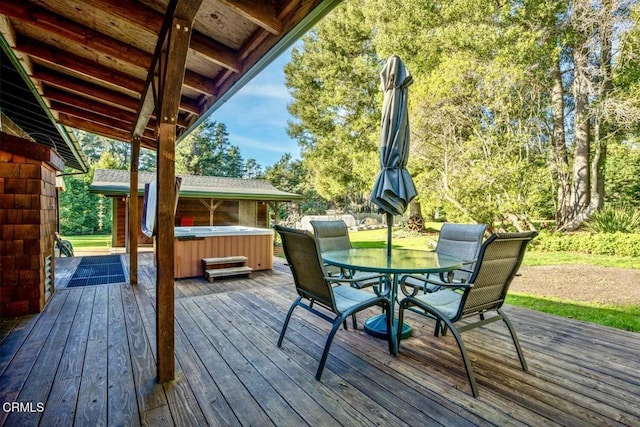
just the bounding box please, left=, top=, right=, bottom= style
left=511, top=265, right=640, bottom=306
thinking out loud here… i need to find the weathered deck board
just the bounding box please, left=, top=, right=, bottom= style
left=0, top=255, right=638, bottom=426
left=75, top=285, right=109, bottom=425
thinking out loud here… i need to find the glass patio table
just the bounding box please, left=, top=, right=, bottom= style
left=322, top=247, right=463, bottom=355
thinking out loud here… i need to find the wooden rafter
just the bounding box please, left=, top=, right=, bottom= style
left=44, top=87, right=188, bottom=130
left=217, top=0, right=282, bottom=35
left=0, top=2, right=151, bottom=69
left=189, top=32, right=241, bottom=73
left=35, top=68, right=141, bottom=111
left=16, top=37, right=145, bottom=96
left=58, top=113, right=156, bottom=148
left=66, top=0, right=242, bottom=74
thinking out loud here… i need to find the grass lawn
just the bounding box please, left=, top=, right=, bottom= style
left=349, top=228, right=640, bottom=332
left=65, top=234, right=112, bottom=249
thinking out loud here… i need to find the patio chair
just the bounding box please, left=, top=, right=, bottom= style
left=311, top=220, right=385, bottom=292
left=397, top=231, right=538, bottom=397
left=55, top=232, right=74, bottom=257
left=274, top=225, right=392, bottom=381
left=400, top=223, right=487, bottom=296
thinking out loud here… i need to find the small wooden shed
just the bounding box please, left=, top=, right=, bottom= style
left=90, top=168, right=301, bottom=248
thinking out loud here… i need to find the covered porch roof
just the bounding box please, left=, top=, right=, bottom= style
left=0, top=0, right=340, bottom=149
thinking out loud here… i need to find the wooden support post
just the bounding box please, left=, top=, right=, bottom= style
left=155, top=12, right=195, bottom=384
left=128, top=137, right=140, bottom=285
left=156, top=122, right=176, bottom=383
left=200, top=199, right=223, bottom=226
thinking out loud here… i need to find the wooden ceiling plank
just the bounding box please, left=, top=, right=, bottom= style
left=15, top=37, right=145, bottom=95
left=77, top=0, right=163, bottom=34
left=217, top=0, right=282, bottom=35
left=0, top=2, right=152, bottom=70
left=68, top=0, right=239, bottom=76
left=190, top=31, right=241, bottom=73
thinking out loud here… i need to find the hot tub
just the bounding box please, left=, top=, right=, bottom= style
left=173, top=226, right=273, bottom=278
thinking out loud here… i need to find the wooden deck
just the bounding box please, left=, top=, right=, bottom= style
left=1, top=253, right=639, bottom=426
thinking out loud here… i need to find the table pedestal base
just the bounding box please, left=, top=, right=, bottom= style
left=363, top=314, right=412, bottom=340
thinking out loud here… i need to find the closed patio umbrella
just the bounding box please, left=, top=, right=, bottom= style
left=370, top=55, right=417, bottom=257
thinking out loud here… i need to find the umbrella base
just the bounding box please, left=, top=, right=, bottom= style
left=363, top=314, right=413, bottom=340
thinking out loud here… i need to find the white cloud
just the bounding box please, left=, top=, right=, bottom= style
left=238, top=83, right=291, bottom=100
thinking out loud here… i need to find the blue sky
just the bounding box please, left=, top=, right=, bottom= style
left=208, top=48, right=299, bottom=169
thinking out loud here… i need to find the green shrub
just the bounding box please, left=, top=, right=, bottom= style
left=586, top=205, right=640, bottom=233
left=531, top=230, right=640, bottom=257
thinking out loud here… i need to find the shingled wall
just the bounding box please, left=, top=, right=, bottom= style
left=0, top=134, right=64, bottom=317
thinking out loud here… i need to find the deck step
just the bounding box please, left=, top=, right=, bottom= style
left=202, top=256, right=248, bottom=267
left=205, top=266, right=253, bottom=281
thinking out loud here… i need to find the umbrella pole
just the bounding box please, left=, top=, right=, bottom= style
left=386, top=212, right=392, bottom=257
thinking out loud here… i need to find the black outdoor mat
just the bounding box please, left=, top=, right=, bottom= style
left=67, top=255, right=126, bottom=287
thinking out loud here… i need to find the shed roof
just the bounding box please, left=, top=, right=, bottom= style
left=90, top=168, right=302, bottom=201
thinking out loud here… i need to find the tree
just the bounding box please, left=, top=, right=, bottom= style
left=264, top=153, right=329, bottom=223
left=285, top=0, right=639, bottom=231
left=285, top=0, right=381, bottom=205
left=243, top=158, right=263, bottom=178
left=175, top=121, right=244, bottom=177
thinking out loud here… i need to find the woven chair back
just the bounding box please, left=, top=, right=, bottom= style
left=274, top=225, right=336, bottom=311
left=462, top=231, right=537, bottom=316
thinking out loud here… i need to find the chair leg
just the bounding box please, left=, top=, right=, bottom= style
left=397, top=301, right=407, bottom=353
left=403, top=300, right=479, bottom=397
left=316, top=316, right=345, bottom=380
left=352, top=313, right=358, bottom=329
left=438, top=316, right=479, bottom=397
left=498, top=308, right=528, bottom=371
left=278, top=297, right=301, bottom=347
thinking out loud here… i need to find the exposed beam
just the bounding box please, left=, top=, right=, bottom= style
left=0, top=2, right=151, bottom=70
left=16, top=37, right=144, bottom=96
left=62, top=0, right=239, bottom=78
left=189, top=32, right=241, bottom=73
left=35, top=67, right=198, bottom=118
left=46, top=88, right=147, bottom=127
left=79, top=0, right=163, bottom=33
left=58, top=113, right=157, bottom=149
left=58, top=113, right=132, bottom=142
left=34, top=68, right=140, bottom=112
left=183, top=70, right=217, bottom=96
left=217, top=0, right=282, bottom=35
left=51, top=101, right=156, bottom=141
left=43, top=86, right=187, bottom=130
left=51, top=101, right=134, bottom=133
left=179, top=96, right=201, bottom=115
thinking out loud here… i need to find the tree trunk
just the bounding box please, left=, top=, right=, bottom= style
left=551, top=60, right=572, bottom=226
left=560, top=0, right=615, bottom=232
left=569, top=41, right=591, bottom=220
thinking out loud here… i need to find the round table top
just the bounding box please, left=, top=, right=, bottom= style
left=322, top=248, right=463, bottom=275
